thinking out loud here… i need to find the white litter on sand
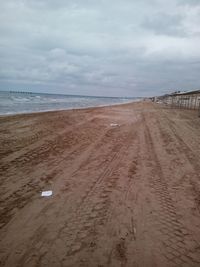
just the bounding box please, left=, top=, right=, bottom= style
left=110, top=123, right=119, bottom=127
left=41, top=190, right=53, bottom=197
left=134, top=227, right=136, bottom=235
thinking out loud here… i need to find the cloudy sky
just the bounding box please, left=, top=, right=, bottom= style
left=0, top=0, right=200, bottom=97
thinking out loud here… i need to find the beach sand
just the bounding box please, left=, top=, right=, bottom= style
left=0, top=101, right=200, bottom=266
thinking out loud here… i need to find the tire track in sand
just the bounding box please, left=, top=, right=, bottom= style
left=143, top=115, right=200, bottom=267
left=0, top=120, right=111, bottom=230
left=16, top=126, right=135, bottom=267
left=0, top=117, right=104, bottom=180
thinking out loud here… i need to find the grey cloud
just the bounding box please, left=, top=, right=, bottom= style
left=0, top=0, right=200, bottom=97
left=178, top=0, right=200, bottom=6
left=141, top=13, right=186, bottom=37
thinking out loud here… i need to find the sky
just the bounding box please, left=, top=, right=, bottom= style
left=0, top=0, right=200, bottom=97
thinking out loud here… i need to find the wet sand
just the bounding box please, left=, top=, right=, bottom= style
left=0, top=101, right=200, bottom=267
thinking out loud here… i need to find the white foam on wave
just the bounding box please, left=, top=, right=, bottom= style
left=11, top=96, right=31, bottom=102
left=0, top=91, right=139, bottom=115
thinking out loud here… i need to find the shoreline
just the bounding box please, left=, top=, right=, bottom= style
left=0, top=99, right=141, bottom=118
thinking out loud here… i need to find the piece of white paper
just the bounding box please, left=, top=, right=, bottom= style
left=41, top=190, right=52, bottom=197
left=110, top=123, right=119, bottom=127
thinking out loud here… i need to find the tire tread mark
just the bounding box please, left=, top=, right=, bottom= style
left=143, top=114, right=200, bottom=266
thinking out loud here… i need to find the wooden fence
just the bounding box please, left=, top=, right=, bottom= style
left=158, top=91, right=200, bottom=117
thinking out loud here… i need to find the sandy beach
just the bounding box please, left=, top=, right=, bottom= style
left=0, top=101, right=200, bottom=267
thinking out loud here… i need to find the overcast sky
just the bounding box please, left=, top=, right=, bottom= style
left=0, top=0, right=200, bottom=97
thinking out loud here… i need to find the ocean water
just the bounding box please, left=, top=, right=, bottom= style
left=0, top=91, right=138, bottom=115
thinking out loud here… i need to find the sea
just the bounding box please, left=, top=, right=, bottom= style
left=0, top=91, right=139, bottom=115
